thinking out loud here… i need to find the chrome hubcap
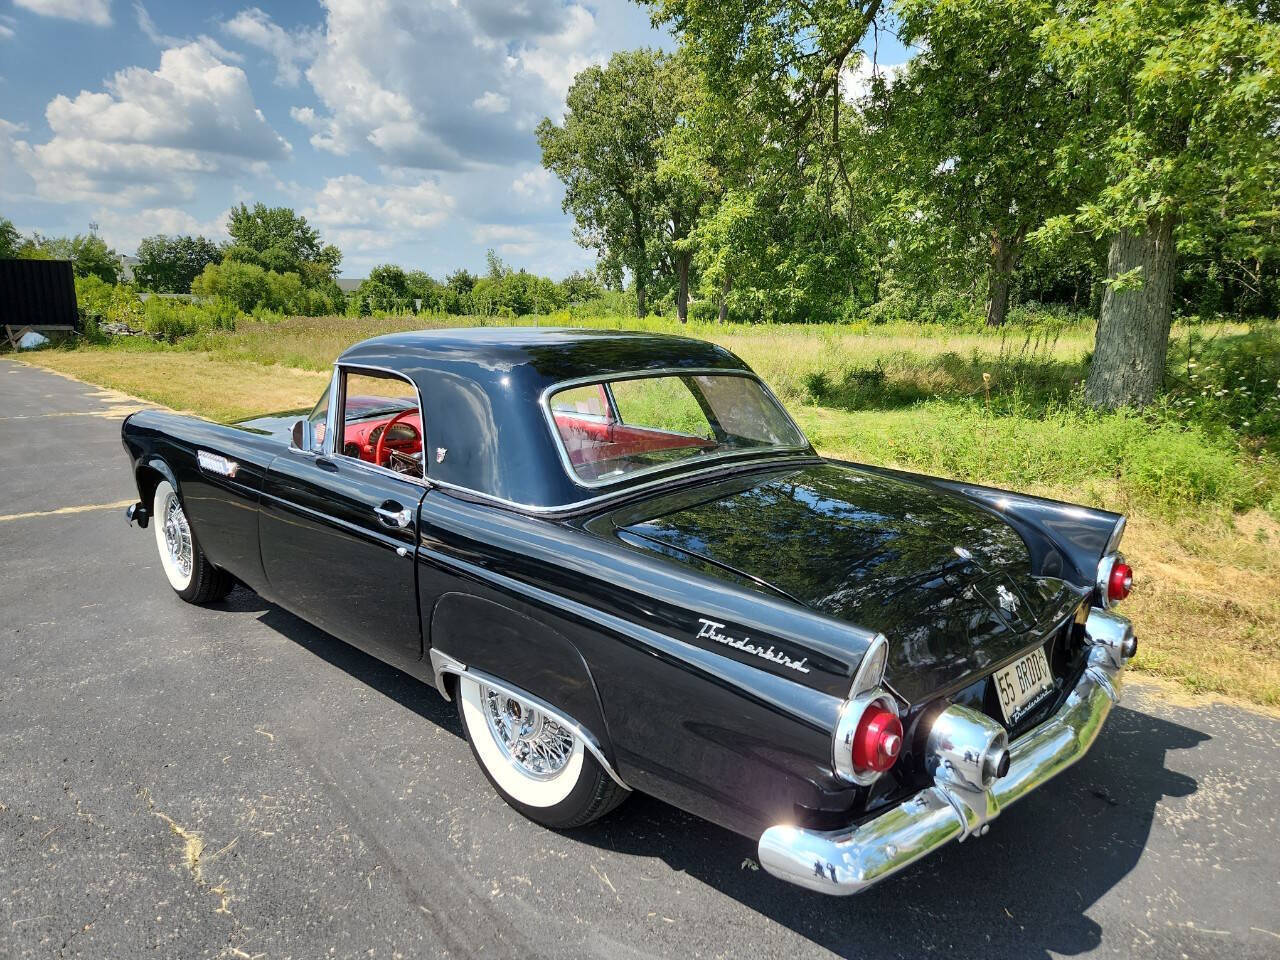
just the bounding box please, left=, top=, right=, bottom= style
left=162, top=494, right=193, bottom=579
left=481, top=684, right=575, bottom=780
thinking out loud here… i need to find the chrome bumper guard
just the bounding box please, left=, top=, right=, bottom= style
left=758, top=610, right=1133, bottom=895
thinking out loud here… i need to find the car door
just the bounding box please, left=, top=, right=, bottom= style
left=259, top=365, right=427, bottom=663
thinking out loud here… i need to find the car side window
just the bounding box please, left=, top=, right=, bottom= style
left=338, top=368, right=425, bottom=479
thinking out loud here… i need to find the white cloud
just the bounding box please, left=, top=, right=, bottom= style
left=297, top=0, right=625, bottom=170
left=511, top=166, right=556, bottom=204
left=516, top=5, right=600, bottom=105
left=471, top=223, right=540, bottom=257
left=303, top=173, right=455, bottom=253
left=94, top=206, right=230, bottom=253
left=134, top=2, right=242, bottom=62
left=14, top=43, right=288, bottom=206
left=472, top=91, right=510, bottom=114
left=0, top=16, right=16, bottom=39
left=224, top=7, right=320, bottom=87
left=14, top=0, right=111, bottom=26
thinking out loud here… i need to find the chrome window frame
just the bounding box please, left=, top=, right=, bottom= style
left=539, top=368, right=811, bottom=491
left=326, top=362, right=430, bottom=487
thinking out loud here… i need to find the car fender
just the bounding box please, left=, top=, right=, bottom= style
left=427, top=592, right=617, bottom=769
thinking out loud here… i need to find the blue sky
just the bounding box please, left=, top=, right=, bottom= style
left=0, top=1, right=910, bottom=280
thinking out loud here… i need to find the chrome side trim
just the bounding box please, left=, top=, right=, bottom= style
left=758, top=632, right=1127, bottom=895
left=428, top=649, right=631, bottom=791
left=1104, top=514, right=1127, bottom=555
left=427, top=454, right=821, bottom=516
left=847, top=633, right=888, bottom=699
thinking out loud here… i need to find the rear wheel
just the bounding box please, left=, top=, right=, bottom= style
left=456, top=674, right=627, bottom=829
left=152, top=479, right=233, bottom=604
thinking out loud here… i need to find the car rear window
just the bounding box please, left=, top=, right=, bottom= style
left=547, top=373, right=806, bottom=485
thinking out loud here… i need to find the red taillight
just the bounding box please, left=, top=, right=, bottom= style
left=851, top=705, right=904, bottom=774
left=1108, top=562, right=1133, bottom=604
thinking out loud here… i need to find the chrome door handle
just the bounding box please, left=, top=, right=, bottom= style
left=375, top=504, right=412, bottom=528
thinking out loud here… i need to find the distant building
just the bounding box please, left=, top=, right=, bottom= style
left=119, top=254, right=139, bottom=282
left=336, top=278, right=364, bottom=294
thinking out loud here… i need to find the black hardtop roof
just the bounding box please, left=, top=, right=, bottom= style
left=337, top=326, right=749, bottom=384
left=333, top=326, right=792, bottom=510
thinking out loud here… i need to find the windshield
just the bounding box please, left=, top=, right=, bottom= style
left=547, top=372, right=807, bottom=485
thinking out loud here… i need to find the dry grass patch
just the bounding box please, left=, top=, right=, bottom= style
left=24, top=350, right=328, bottom=421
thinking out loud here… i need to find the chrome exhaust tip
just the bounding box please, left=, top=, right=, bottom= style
left=925, top=703, right=1010, bottom=792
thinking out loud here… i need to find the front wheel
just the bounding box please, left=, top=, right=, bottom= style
left=152, top=479, right=233, bottom=604
left=456, top=674, right=627, bottom=829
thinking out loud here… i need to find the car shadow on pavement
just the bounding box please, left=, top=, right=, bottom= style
left=243, top=593, right=465, bottom=738
left=240, top=590, right=1205, bottom=960
left=572, top=702, right=1206, bottom=960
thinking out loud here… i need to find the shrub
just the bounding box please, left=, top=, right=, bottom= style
left=1164, top=324, right=1280, bottom=452
left=141, top=297, right=239, bottom=342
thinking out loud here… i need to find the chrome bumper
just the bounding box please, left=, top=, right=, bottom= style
left=758, top=611, right=1133, bottom=895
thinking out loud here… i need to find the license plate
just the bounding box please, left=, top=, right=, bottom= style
left=994, top=647, right=1054, bottom=725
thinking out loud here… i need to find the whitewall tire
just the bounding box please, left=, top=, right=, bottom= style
left=456, top=674, right=627, bottom=828
left=151, top=479, right=233, bottom=604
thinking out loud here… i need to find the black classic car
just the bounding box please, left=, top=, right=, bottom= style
left=120, top=328, right=1137, bottom=894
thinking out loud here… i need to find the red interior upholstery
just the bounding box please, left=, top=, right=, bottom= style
left=343, top=411, right=423, bottom=463
left=554, top=413, right=708, bottom=467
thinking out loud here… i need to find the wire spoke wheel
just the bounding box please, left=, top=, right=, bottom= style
left=162, top=492, right=194, bottom=581
left=480, top=683, right=577, bottom=780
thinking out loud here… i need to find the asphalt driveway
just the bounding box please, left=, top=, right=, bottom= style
left=2, top=357, right=1278, bottom=960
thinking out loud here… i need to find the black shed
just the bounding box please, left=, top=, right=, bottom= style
left=0, top=258, right=79, bottom=348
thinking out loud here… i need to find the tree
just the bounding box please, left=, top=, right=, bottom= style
left=0, top=217, right=20, bottom=259
left=225, top=203, right=342, bottom=286
left=358, top=264, right=412, bottom=312
left=647, top=0, right=884, bottom=230
left=560, top=270, right=603, bottom=304
left=134, top=235, right=223, bottom=293
left=192, top=261, right=272, bottom=312
left=880, top=0, right=1084, bottom=327
left=33, top=231, right=121, bottom=284
left=538, top=50, right=700, bottom=319
left=1034, top=0, right=1280, bottom=408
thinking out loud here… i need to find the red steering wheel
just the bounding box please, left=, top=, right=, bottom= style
left=373, top=408, right=420, bottom=467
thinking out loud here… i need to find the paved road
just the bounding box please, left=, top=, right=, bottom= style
left=2, top=358, right=1278, bottom=960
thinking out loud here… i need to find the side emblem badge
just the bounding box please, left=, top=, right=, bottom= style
left=435, top=447, right=448, bottom=463
left=197, top=450, right=239, bottom=478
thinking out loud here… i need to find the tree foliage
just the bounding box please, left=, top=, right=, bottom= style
left=1030, top=0, right=1280, bottom=406
left=538, top=49, right=702, bottom=318
left=134, top=234, right=223, bottom=293
left=225, top=202, right=342, bottom=287
left=0, top=217, right=20, bottom=259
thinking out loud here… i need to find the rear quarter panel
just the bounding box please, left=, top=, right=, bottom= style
left=417, top=491, right=868, bottom=839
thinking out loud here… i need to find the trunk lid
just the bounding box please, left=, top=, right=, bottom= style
left=613, top=461, right=1085, bottom=704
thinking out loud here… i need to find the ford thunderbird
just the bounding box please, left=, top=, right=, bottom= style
left=120, top=328, right=1137, bottom=894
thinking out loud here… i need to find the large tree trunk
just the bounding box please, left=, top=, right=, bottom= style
left=718, top=274, right=731, bottom=323
left=635, top=280, right=647, bottom=318
left=1086, top=215, right=1177, bottom=409
left=985, top=232, right=1018, bottom=328
left=676, top=253, right=690, bottom=323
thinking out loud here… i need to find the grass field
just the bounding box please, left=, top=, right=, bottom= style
left=20, top=313, right=1280, bottom=706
